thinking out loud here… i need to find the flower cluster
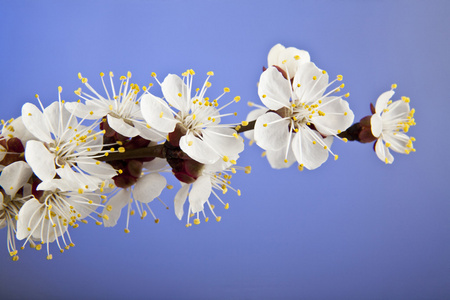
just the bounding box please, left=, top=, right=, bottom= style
left=0, top=44, right=416, bottom=261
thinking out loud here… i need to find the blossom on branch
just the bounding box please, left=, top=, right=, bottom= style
left=370, top=85, right=416, bottom=164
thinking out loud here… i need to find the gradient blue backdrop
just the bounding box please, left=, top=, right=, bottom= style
left=0, top=1, right=448, bottom=299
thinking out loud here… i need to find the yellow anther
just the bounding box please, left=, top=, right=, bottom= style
left=343, top=138, right=348, bottom=143
left=103, top=214, right=109, bottom=220
left=35, top=244, right=42, bottom=251
left=47, top=254, right=53, bottom=260
left=216, top=216, right=221, bottom=222
left=188, top=141, right=193, bottom=146
left=151, top=72, right=156, bottom=77
left=81, top=78, right=88, bottom=84
left=340, top=83, right=345, bottom=89
left=322, top=70, right=327, bottom=74
left=194, top=219, right=201, bottom=225
left=312, top=141, right=316, bottom=145
left=298, top=164, right=304, bottom=171
left=282, top=60, right=287, bottom=64
left=127, top=71, right=132, bottom=78
left=12, top=256, right=19, bottom=262
left=294, top=55, right=300, bottom=60
left=224, top=203, right=230, bottom=210
left=230, top=160, right=236, bottom=164
left=223, top=156, right=229, bottom=162
left=337, top=75, right=343, bottom=81
left=391, top=83, right=397, bottom=89
left=119, top=75, right=126, bottom=80
left=224, top=87, right=230, bottom=93
left=237, top=189, right=241, bottom=196
left=78, top=72, right=83, bottom=79
left=78, top=188, right=84, bottom=194
left=312, top=76, right=317, bottom=80
left=58, top=86, right=63, bottom=93
left=261, top=151, right=267, bottom=157
left=385, top=158, right=389, bottom=164
left=232, top=133, right=239, bottom=139
left=206, top=82, right=212, bottom=88
left=263, top=123, right=267, bottom=127
left=207, top=71, right=214, bottom=76
left=118, top=147, right=125, bottom=153
left=124, top=228, right=130, bottom=233
left=234, top=96, right=241, bottom=102
left=95, top=221, right=102, bottom=226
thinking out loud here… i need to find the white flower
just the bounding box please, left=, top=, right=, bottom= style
left=66, top=72, right=165, bottom=141
left=173, top=161, right=249, bottom=227
left=0, top=161, right=34, bottom=261
left=101, top=158, right=168, bottom=232
left=254, top=63, right=354, bottom=170
left=267, top=44, right=311, bottom=79
left=370, top=86, right=416, bottom=164
left=22, top=93, right=117, bottom=190
left=141, top=70, right=245, bottom=165
left=16, top=183, right=103, bottom=260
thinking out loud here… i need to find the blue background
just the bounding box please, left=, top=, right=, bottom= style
left=0, top=1, right=449, bottom=299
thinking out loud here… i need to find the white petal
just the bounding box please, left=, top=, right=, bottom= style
left=16, top=198, right=43, bottom=240
left=375, top=90, right=395, bottom=114
left=55, top=167, right=102, bottom=192
left=44, top=101, right=78, bottom=137
left=189, top=175, right=211, bottom=214
left=133, top=121, right=166, bottom=142
left=179, top=132, right=220, bottom=164
left=0, top=161, right=33, bottom=197
left=267, top=44, right=285, bottom=67
left=266, top=146, right=296, bottom=169
left=21, top=103, right=53, bottom=143
left=312, top=96, right=355, bottom=136
left=293, top=62, right=329, bottom=103
left=174, top=184, right=190, bottom=220
left=65, top=101, right=110, bottom=119
left=25, top=140, right=56, bottom=182
left=278, top=47, right=311, bottom=78
left=291, top=128, right=332, bottom=170
left=161, top=74, right=189, bottom=112
left=254, top=112, right=290, bottom=151
left=375, top=138, right=394, bottom=164
left=77, top=158, right=117, bottom=180
left=383, top=100, right=410, bottom=121
left=102, top=189, right=130, bottom=227
left=258, top=67, right=292, bottom=110
left=140, top=93, right=177, bottom=133
left=383, top=132, right=410, bottom=154
left=107, top=114, right=140, bottom=137
left=371, top=114, right=383, bottom=138
left=133, top=173, right=167, bottom=204
left=142, top=158, right=169, bottom=172
left=201, top=127, right=245, bottom=158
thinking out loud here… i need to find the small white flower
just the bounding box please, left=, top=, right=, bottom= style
left=66, top=72, right=166, bottom=141
left=16, top=184, right=103, bottom=260
left=370, top=86, right=416, bottom=164
left=141, top=70, right=245, bottom=165
left=267, top=44, right=311, bottom=79
left=254, top=63, right=354, bottom=170
left=101, top=158, right=168, bottom=232
left=22, top=92, right=117, bottom=190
